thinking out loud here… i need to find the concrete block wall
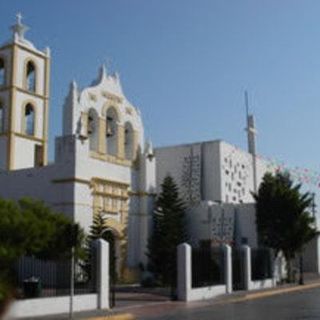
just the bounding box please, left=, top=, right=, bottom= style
left=7, top=239, right=110, bottom=319
left=242, top=245, right=275, bottom=291
left=177, top=243, right=275, bottom=302
left=177, top=243, right=231, bottom=302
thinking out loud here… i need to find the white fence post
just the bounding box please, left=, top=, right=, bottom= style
left=242, top=245, right=251, bottom=291
left=177, top=243, right=191, bottom=301
left=96, top=239, right=110, bottom=309
left=223, top=244, right=232, bottom=294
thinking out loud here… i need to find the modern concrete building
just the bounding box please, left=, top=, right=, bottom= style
left=156, top=139, right=270, bottom=206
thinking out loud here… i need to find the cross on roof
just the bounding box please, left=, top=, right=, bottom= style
left=16, top=12, right=22, bottom=25
left=11, top=12, right=29, bottom=40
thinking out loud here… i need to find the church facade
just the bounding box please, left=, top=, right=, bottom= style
left=0, top=17, right=156, bottom=278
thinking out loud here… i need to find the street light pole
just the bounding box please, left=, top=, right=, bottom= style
left=208, top=201, right=213, bottom=244
left=220, top=205, right=225, bottom=245
left=68, top=224, right=78, bottom=319
left=69, top=246, right=75, bottom=319
left=299, top=253, right=304, bottom=285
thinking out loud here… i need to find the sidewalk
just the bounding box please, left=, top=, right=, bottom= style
left=17, top=276, right=320, bottom=320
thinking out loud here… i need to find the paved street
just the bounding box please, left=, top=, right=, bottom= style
left=137, top=287, right=320, bottom=320
left=18, top=283, right=320, bottom=320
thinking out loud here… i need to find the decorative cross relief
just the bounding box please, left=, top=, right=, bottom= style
left=181, top=147, right=201, bottom=205
left=211, top=213, right=234, bottom=245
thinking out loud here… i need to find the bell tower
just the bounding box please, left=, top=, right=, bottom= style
left=0, top=14, right=50, bottom=171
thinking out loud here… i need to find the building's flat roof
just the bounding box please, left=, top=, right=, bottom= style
left=154, top=139, right=223, bottom=150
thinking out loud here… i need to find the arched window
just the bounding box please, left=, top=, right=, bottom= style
left=0, top=102, right=4, bottom=133
left=124, top=122, right=134, bottom=160
left=88, top=108, right=99, bottom=152
left=26, top=61, right=36, bottom=92
left=24, top=103, right=35, bottom=136
left=0, top=59, right=5, bottom=86
left=106, top=107, right=118, bottom=157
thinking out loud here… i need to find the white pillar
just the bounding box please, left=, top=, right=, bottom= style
left=177, top=243, right=191, bottom=301
left=96, top=239, right=110, bottom=309
left=242, top=245, right=252, bottom=291
left=223, top=244, right=232, bottom=294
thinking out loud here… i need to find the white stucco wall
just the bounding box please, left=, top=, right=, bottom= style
left=8, top=294, right=98, bottom=319
left=13, top=137, right=38, bottom=169
left=202, top=141, right=222, bottom=202
left=0, top=161, right=74, bottom=216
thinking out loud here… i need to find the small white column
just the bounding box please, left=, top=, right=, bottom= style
left=242, top=245, right=252, bottom=291
left=96, top=239, right=110, bottom=309
left=223, top=244, right=232, bottom=294
left=177, top=243, right=191, bottom=301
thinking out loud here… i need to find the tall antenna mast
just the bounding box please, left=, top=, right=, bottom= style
left=245, top=90, right=249, bottom=119
left=244, top=91, right=258, bottom=193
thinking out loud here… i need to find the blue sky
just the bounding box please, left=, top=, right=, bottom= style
left=1, top=1, right=320, bottom=177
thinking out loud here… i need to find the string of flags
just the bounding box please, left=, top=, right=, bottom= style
left=223, top=144, right=320, bottom=189
left=259, top=154, right=320, bottom=189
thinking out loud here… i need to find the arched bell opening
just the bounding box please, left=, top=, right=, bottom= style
left=106, top=107, right=119, bottom=157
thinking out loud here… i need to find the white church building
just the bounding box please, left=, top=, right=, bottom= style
left=0, top=16, right=156, bottom=280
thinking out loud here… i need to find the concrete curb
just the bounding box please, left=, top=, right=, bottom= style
left=242, top=281, right=320, bottom=301
left=186, top=281, right=320, bottom=308
left=85, top=281, right=320, bottom=320
left=87, top=313, right=135, bottom=320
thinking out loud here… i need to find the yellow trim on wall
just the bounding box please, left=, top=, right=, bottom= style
left=91, top=177, right=129, bottom=187
left=117, top=124, right=125, bottom=159
left=42, top=55, right=50, bottom=165
left=7, top=43, right=17, bottom=170
left=0, top=86, right=48, bottom=100
left=98, top=118, right=106, bottom=154
left=90, top=151, right=133, bottom=167
left=14, top=132, right=45, bottom=143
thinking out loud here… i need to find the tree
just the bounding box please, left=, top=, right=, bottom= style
left=83, top=212, right=117, bottom=284
left=0, top=198, right=83, bottom=310
left=17, top=198, right=84, bottom=260
left=253, top=172, right=318, bottom=282
left=147, top=175, right=188, bottom=295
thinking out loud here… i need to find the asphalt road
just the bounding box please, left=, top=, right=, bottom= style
left=140, top=287, right=320, bottom=320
